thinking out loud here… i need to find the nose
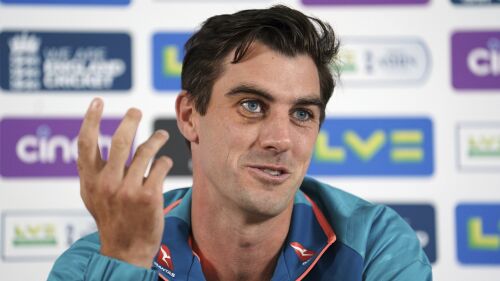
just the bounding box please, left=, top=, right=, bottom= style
left=258, top=113, right=292, bottom=153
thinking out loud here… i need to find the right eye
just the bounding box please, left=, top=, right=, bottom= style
left=241, top=100, right=263, bottom=113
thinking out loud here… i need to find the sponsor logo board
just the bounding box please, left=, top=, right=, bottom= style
left=1, top=211, right=95, bottom=261
left=456, top=204, right=500, bottom=264
left=452, top=31, right=500, bottom=90
left=452, top=0, right=500, bottom=4
left=154, top=119, right=192, bottom=176
left=154, top=0, right=268, bottom=1
left=0, top=118, right=126, bottom=177
left=386, top=204, right=437, bottom=263
left=308, top=118, right=434, bottom=176
left=338, top=38, right=430, bottom=87
left=457, top=123, right=500, bottom=170
left=1, top=0, right=129, bottom=4
left=0, top=31, right=131, bottom=91
left=302, top=0, right=428, bottom=5
left=153, top=32, right=191, bottom=91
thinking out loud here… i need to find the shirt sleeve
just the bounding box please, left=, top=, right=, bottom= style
left=362, top=206, right=433, bottom=281
left=46, top=233, right=158, bottom=281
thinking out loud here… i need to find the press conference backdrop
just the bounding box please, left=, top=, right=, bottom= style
left=0, top=0, right=499, bottom=280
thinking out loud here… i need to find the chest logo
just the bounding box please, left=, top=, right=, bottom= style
left=157, top=244, right=174, bottom=271
left=290, top=242, right=315, bottom=263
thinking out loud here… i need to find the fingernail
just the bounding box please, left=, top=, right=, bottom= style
left=157, top=129, right=168, bottom=137
left=90, top=98, right=101, bottom=110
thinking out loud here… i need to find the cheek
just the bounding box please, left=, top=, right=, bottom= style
left=221, top=115, right=259, bottom=146
left=204, top=116, right=252, bottom=164
left=294, top=130, right=318, bottom=162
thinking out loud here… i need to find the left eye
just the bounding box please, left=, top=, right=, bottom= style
left=241, top=100, right=262, bottom=113
left=293, top=109, right=311, bottom=121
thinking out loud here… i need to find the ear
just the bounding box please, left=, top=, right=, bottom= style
left=176, top=90, right=199, bottom=144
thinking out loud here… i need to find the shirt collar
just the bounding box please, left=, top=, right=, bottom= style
left=154, top=188, right=336, bottom=281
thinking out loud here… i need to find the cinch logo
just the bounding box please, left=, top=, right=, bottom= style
left=154, top=119, right=192, bottom=176
left=1, top=211, right=95, bottom=261
left=0, top=118, right=124, bottom=177
left=0, top=31, right=131, bottom=91
left=456, top=204, right=500, bottom=264
left=457, top=123, right=500, bottom=170
left=153, top=32, right=192, bottom=91
left=0, top=0, right=129, bottom=4
left=452, top=0, right=500, bottom=5
left=337, top=37, right=430, bottom=87
left=452, top=31, right=500, bottom=90
left=308, top=118, right=433, bottom=176
left=302, top=0, right=428, bottom=5
left=386, top=204, right=437, bottom=263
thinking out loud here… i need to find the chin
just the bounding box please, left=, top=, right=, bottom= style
left=236, top=184, right=294, bottom=219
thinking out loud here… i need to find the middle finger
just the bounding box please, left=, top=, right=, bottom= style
left=125, top=130, right=169, bottom=186
left=106, top=108, right=142, bottom=179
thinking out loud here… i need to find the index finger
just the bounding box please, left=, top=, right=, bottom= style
left=77, top=98, right=104, bottom=172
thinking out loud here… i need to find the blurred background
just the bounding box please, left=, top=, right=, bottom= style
left=0, top=0, right=499, bottom=280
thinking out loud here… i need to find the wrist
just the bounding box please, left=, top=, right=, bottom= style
left=101, top=245, right=157, bottom=269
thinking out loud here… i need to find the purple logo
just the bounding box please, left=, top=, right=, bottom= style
left=0, top=118, right=124, bottom=178
left=452, top=31, right=500, bottom=90
left=302, top=0, right=428, bottom=5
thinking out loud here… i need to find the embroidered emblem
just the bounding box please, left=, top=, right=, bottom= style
left=290, top=242, right=315, bottom=263
left=157, top=244, right=174, bottom=271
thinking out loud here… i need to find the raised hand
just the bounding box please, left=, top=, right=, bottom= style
left=77, top=98, right=172, bottom=268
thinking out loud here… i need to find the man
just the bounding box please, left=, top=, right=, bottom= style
left=48, top=5, right=431, bottom=281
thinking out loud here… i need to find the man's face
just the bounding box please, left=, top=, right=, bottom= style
left=190, top=42, right=322, bottom=218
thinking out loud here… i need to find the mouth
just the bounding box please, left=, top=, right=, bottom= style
left=261, top=168, right=283, bottom=176
left=246, top=164, right=291, bottom=184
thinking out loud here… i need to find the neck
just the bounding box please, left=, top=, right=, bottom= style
left=191, top=185, right=293, bottom=281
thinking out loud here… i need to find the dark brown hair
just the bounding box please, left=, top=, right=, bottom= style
left=181, top=5, right=340, bottom=123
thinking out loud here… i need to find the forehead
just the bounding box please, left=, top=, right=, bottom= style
left=213, top=42, right=321, bottom=101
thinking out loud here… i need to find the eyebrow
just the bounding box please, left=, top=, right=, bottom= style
left=295, top=97, right=323, bottom=110
left=225, top=84, right=275, bottom=102
left=224, top=84, right=323, bottom=109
